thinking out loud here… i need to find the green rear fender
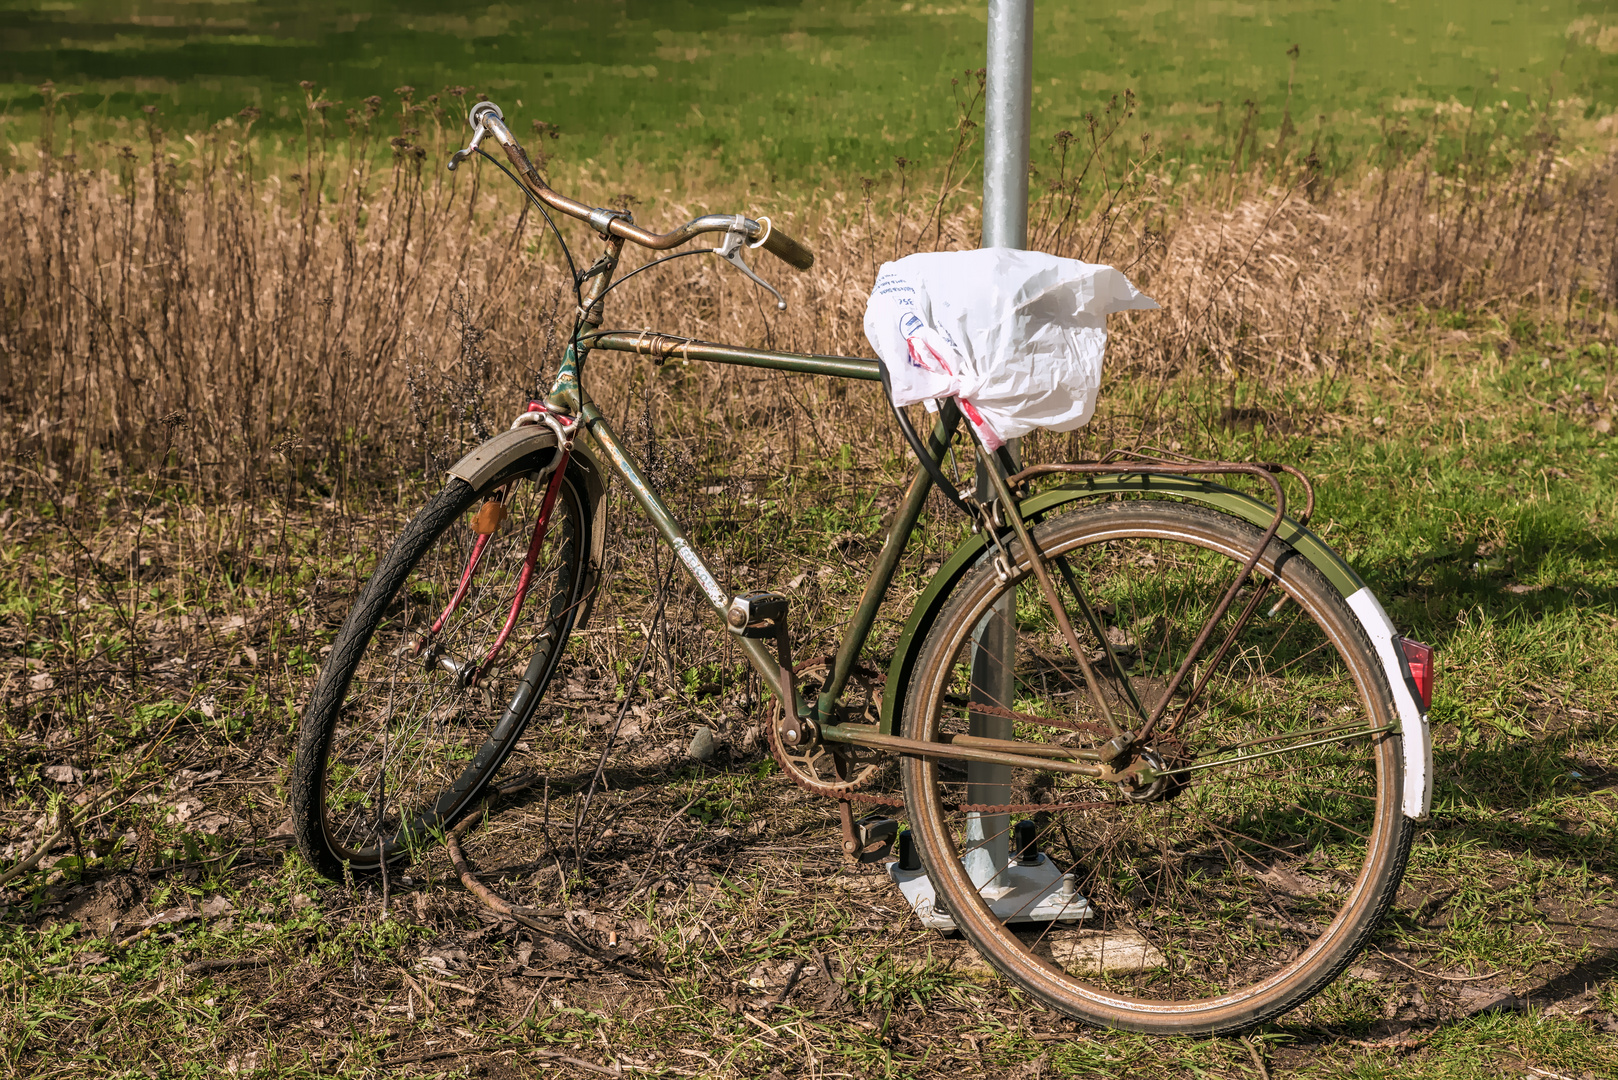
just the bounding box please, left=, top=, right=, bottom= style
left=877, top=474, right=1366, bottom=734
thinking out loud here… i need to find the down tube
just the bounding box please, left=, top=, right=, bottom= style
left=577, top=403, right=788, bottom=705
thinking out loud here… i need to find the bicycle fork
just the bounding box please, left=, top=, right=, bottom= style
left=409, top=428, right=574, bottom=689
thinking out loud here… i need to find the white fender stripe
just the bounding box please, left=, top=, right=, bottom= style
left=1345, top=588, right=1433, bottom=820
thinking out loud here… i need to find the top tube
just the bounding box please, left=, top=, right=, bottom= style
left=580, top=331, right=882, bottom=383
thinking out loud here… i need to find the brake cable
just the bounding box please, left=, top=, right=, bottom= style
left=877, top=360, right=973, bottom=517
left=475, top=146, right=581, bottom=307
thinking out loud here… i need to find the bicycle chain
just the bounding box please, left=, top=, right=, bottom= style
left=838, top=786, right=1114, bottom=815
left=773, top=740, right=1117, bottom=816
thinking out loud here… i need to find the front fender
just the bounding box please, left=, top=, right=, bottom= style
left=878, top=474, right=1431, bottom=820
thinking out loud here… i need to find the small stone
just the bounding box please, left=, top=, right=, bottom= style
left=1046, top=931, right=1166, bottom=974
left=43, top=765, right=81, bottom=784
left=686, top=727, right=717, bottom=762
left=141, top=907, right=199, bottom=929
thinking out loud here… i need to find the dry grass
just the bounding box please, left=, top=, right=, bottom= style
left=2, top=89, right=1613, bottom=498
left=2, top=87, right=1613, bottom=790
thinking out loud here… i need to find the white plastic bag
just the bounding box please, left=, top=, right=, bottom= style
left=863, top=248, right=1157, bottom=449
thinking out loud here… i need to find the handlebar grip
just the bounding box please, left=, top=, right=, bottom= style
left=758, top=221, right=815, bottom=271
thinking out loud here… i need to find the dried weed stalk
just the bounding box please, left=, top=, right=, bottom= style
left=1, top=94, right=1611, bottom=503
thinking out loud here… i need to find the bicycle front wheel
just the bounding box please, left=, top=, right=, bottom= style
left=291, top=455, right=591, bottom=881
left=901, top=500, right=1411, bottom=1035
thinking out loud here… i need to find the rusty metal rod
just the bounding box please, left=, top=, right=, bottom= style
left=819, top=723, right=1105, bottom=777
left=945, top=733, right=1110, bottom=762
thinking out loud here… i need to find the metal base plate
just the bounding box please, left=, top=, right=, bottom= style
left=887, top=856, right=1095, bottom=931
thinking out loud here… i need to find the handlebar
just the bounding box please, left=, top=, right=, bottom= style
left=450, top=101, right=814, bottom=271
left=756, top=219, right=815, bottom=271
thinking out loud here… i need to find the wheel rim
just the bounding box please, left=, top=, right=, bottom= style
left=317, top=475, right=584, bottom=866
left=905, top=504, right=1404, bottom=1027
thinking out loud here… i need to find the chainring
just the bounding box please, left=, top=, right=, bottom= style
left=765, top=659, right=889, bottom=799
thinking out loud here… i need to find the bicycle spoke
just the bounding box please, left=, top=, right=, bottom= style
left=901, top=502, right=1408, bottom=1031
left=302, top=470, right=586, bottom=867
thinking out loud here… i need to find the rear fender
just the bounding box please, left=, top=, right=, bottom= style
left=878, top=474, right=1431, bottom=820
left=445, top=425, right=610, bottom=630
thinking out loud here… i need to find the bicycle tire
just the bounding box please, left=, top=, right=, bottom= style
left=900, top=500, right=1411, bottom=1035
left=291, top=458, right=591, bottom=881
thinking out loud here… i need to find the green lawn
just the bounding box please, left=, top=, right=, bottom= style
left=2, top=0, right=1614, bottom=175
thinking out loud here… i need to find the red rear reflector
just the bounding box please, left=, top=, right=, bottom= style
left=1397, top=638, right=1434, bottom=711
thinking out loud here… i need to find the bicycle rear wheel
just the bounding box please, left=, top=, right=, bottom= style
left=901, top=500, right=1411, bottom=1034
left=291, top=452, right=590, bottom=881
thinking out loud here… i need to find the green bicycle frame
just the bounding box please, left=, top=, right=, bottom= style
left=504, top=218, right=1377, bottom=785
left=445, top=97, right=1431, bottom=821
left=573, top=327, right=960, bottom=730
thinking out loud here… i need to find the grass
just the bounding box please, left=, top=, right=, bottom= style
left=1, top=65, right=1616, bottom=1078
left=2, top=1, right=1615, bottom=176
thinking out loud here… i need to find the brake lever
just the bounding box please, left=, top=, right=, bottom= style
left=713, top=215, right=786, bottom=310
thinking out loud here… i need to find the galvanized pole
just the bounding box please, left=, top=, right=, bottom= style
left=965, top=0, right=1032, bottom=894
left=982, top=0, right=1033, bottom=252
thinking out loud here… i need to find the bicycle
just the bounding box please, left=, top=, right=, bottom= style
left=289, top=100, right=1437, bottom=1036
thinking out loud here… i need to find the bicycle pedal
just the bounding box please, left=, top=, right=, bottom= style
left=726, top=591, right=789, bottom=638
left=855, top=813, right=899, bottom=850
left=850, top=813, right=899, bottom=864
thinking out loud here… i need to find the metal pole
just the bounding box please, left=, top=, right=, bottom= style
left=982, top=0, right=1033, bottom=251
left=965, top=0, right=1032, bottom=894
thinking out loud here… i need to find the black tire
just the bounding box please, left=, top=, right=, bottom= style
left=291, top=450, right=591, bottom=881
left=901, top=501, right=1411, bottom=1035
